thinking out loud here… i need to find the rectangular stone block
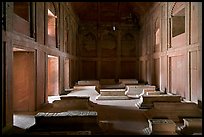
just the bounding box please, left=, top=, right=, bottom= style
left=148, top=119, right=176, bottom=133
left=77, top=80, right=99, bottom=86
left=119, top=79, right=138, bottom=85
left=126, top=85, right=156, bottom=96
left=183, top=118, right=202, bottom=128
left=141, top=94, right=181, bottom=108
left=35, top=110, right=98, bottom=126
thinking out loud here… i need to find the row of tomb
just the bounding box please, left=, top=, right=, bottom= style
left=27, top=79, right=202, bottom=135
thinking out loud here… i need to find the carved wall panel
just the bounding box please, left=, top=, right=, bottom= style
left=152, top=58, right=160, bottom=88
left=169, top=55, right=185, bottom=97
left=190, top=3, right=199, bottom=44
left=189, top=51, right=199, bottom=102
left=121, top=33, right=136, bottom=57
left=13, top=51, right=35, bottom=112
left=80, top=33, right=97, bottom=57
left=47, top=55, right=59, bottom=96
left=101, top=33, right=117, bottom=57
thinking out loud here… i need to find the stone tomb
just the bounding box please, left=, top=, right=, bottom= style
left=145, top=102, right=202, bottom=123
left=119, top=79, right=138, bottom=85
left=33, top=110, right=99, bottom=132
left=148, top=119, right=177, bottom=135
left=77, top=80, right=99, bottom=86
left=96, top=84, right=129, bottom=100
left=139, top=93, right=182, bottom=108
left=125, top=85, right=156, bottom=99
left=178, top=118, right=202, bottom=135
left=52, top=96, right=91, bottom=111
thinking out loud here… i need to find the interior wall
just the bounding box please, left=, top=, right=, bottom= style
left=13, top=2, right=30, bottom=36
left=120, top=61, right=137, bottom=79
left=80, top=61, right=97, bottom=80
left=13, top=51, right=35, bottom=112
left=64, top=58, right=70, bottom=89
left=2, top=2, right=202, bottom=130
left=36, top=50, right=46, bottom=109
left=3, top=2, right=79, bottom=130
left=169, top=55, right=185, bottom=97
left=152, top=58, right=160, bottom=88
left=139, top=2, right=202, bottom=103
left=47, top=55, right=59, bottom=96
left=78, top=25, right=140, bottom=80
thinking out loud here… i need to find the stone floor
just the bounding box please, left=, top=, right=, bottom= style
left=10, top=88, right=150, bottom=135
left=9, top=87, right=201, bottom=135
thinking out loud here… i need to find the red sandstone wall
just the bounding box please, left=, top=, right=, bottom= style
left=139, top=2, right=202, bottom=103
left=78, top=27, right=140, bottom=80
left=36, top=50, right=46, bottom=108
left=13, top=51, right=35, bottom=112
left=47, top=56, right=59, bottom=96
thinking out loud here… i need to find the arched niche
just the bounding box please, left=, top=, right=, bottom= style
left=154, top=18, right=160, bottom=52
left=47, top=2, right=57, bottom=47
left=170, top=2, right=186, bottom=48
left=13, top=2, right=30, bottom=36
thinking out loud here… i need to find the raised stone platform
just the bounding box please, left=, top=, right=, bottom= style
left=96, top=86, right=129, bottom=100
left=77, top=80, right=99, bottom=86
left=119, top=79, right=138, bottom=85
left=178, top=118, right=202, bottom=135
left=139, top=93, right=181, bottom=108
left=145, top=102, right=202, bottom=123
left=148, top=119, right=177, bottom=135
left=125, top=85, right=156, bottom=99
left=73, top=85, right=96, bottom=90
left=35, top=110, right=98, bottom=127
left=52, top=96, right=90, bottom=110
left=28, top=110, right=100, bottom=134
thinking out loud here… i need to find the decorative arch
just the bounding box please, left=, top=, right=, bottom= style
left=171, top=2, right=185, bottom=39
left=171, top=2, right=185, bottom=16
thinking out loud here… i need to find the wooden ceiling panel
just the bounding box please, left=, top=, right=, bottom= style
left=71, top=2, right=154, bottom=24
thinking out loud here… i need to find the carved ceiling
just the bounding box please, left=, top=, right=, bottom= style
left=70, top=2, right=154, bottom=26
